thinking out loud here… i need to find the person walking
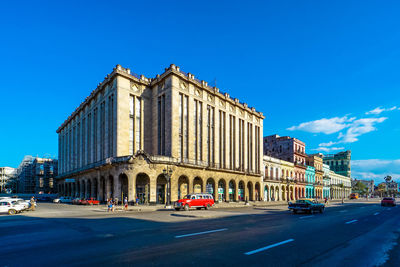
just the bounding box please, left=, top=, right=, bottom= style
left=124, top=197, right=128, bottom=211
left=107, top=198, right=112, bottom=212
left=136, top=195, right=139, bottom=206
left=30, top=196, right=36, bottom=211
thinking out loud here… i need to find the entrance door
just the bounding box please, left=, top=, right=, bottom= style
left=157, top=184, right=165, bottom=204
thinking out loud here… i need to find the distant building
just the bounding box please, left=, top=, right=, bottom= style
left=16, top=156, right=58, bottom=194
left=352, top=179, right=375, bottom=196
left=263, top=134, right=307, bottom=199
left=323, top=151, right=351, bottom=178
left=0, top=167, right=16, bottom=193
left=306, top=154, right=324, bottom=198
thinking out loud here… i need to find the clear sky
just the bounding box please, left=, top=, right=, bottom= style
left=1, top=1, right=399, bottom=183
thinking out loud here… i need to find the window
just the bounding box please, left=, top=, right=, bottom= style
left=229, top=115, right=236, bottom=170
left=158, top=94, right=166, bottom=155
left=100, top=102, right=105, bottom=159
left=194, top=99, right=203, bottom=161
left=207, top=105, right=215, bottom=165
left=108, top=95, right=114, bottom=157
left=219, top=110, right=226, bottom=168
left=179, top=93, right=189, bottom=161
left=129, top=95, right=142, bottom=154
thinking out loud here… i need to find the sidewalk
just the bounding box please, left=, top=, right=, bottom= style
left=98, top=199, right=371, bottom=212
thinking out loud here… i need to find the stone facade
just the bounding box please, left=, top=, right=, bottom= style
left=330, top=170, right=351, bottom=199
left=57, top=64, right=264, bottom=204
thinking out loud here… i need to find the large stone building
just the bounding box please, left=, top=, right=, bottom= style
left=330, top=170, right=351, bottom=199
left=263, top=135, right=307, bottom=198
left=323, top=151, right=351, bottom=178
left=57, top=64, right=264, bottom=204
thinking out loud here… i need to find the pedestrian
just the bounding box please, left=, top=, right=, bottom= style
left=124, top=197, right=128, bottom=211
left=30, top=196, right=36, bottom=211
left=107, top=198, right=112, bottom=212
left=112, top=199, right=115, bottom=212
left=136, top=195, right=139, bottom=206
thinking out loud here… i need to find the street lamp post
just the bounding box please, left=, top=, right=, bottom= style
left=163, top=167, right=173, bottom=208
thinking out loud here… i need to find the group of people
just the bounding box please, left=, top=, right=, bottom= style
left=107, top=196, right=140, bottom=212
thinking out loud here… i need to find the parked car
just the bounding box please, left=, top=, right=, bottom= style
left=349, top=193, right=359, bottom=199
left=53, top=196, right=72, bottom=203
left=85, top=198, right=100, bottom=205
left=288, top=199, right=325, bottom=214
left=0, top=200, right=25, bottom=215
left=174, top=193, right=214, bottom=211
left=0, top=198, right=31, bottom=210
left=37, top=196, right=52, bottom=202
left=381, top=197, right=396, bottom=207
left=71, top=198, right=82, bottom=205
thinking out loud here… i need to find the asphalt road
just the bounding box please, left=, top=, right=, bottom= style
left=1, top=201, right=400, bottom=267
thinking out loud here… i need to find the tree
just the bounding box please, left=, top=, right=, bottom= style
left=377, top=183, right=387, bottom=197
left=352, top=181, right=368, bottom=196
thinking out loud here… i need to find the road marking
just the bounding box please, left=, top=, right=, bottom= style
left=387, top=208, right=392, bottom=211
left=299, top=215, right=314, bottom=219
left=345, top=219, right=358, bottom=224
left=245, top=239, right=295, bottom=255
left=339, top=210, right=348, bottom=213
left=175, top=228, right=228, bottom=238
left=374, top=212, right=380, bottom=215
left=360, top=207, right=365, bottom=209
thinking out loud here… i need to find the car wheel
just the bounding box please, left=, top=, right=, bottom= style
left=205, top=204, right=211, bottom=210
left=175, top=208, right=180, bottom=211
left=184, top=204, right=189, bottom=211
left=8, top=209, right=17, bottom=215
left=293, top=210, right=297, bottom=214
left=320, top=208, right=324, bottom=213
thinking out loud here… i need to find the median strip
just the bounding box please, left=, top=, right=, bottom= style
left=345, top=219, right=358, bottom=224
left=175, top=228, right=228, bottom=238
left=244, top=239, right=295, bottom=255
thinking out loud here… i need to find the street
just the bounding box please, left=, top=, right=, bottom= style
left=1, top=200, right=400, bottom=267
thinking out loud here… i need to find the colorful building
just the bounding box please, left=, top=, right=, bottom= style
left=305, top=166, right=315, bottom=198
left=322, top=164, right=331, bottom=198
left=307, top=154, right=324, bottom=199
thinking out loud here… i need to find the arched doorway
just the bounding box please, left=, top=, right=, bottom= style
left=108, top=175, right=114, bottom=199
left=282, top=185, right=286, bottom=201
left=255, top=182, right=261, bottom=201
left=247, top=182, right=254, bottom=201
left=93, top=179, right=98, bottom=199
left=264, top=185, right=269, bottom=201
left=178, top=176, right=189, bottom=199
left=76, top=181, right=80, bottom=198
left=228, top=180, right=236, bottom=202
left=238, top=181, right=245, bottom=201
left=156, top=174, right=167, bottom=204
left=87, top=179, right=92, bottom=198
left=275, top=186, right=280, bottom=201
left=100, top=176, right=106, bottom=201
left=218, top=179, right=226, bottom=202
left=193, top=177, right=203, bottom=193
left=206, top=178, right=215, bottom=199
left=82, top=180, right=86, bottom=199
left=136, top=173, right=150, bottom=204
left=119, top=174, right=129, bottom=201
left=270, top=186, right=275, bottom=201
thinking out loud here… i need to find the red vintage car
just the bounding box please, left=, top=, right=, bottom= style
left=174, top=193, right=214, bottom=211
left=83, top=198, right=100, bottom=205
left=381, top=197, right=396, bottom=207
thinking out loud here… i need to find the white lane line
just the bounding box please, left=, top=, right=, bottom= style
left=374, top=212, right=380, bottom=215
left=345, top=219, right=358, bottom=224
left=175, top=228, right=228, bottom=238
left=299, top=215, right=315, bottom=219
left=339, top=210, right=348, bottom=213
left=244, top=239, right=295, bottom=255
left=360, top=207, right=365, bottom=209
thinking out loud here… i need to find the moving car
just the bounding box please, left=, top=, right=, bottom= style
left=381, top=197, right=396, bottom=207
left=174, top=193, right=214, bottom=211
left=288, top=199, right=325, bottom=214
left=0, top=200, right=25, bottom=215
left=84, top=198, right=100, bottom=205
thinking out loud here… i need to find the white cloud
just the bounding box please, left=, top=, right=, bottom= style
left=287, top=116, right=353, bottom=134
left=366, top=107, right=385, bottom=115
left=366, top=106, right=398, bottom=115
left=338, top=117, right=387, bottom=143
left=319, top=141, right=337, bottom=147
left=311, top=146, right=345, bottom=152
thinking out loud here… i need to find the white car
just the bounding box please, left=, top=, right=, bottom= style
left=0, top=198, right=31, bottom=210
left=54, top=196, right=72, bottom=203
left=0, top=200, right=25, bottom=215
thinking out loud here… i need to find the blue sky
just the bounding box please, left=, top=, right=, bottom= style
left=1, top=1, right=399, bottom=183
